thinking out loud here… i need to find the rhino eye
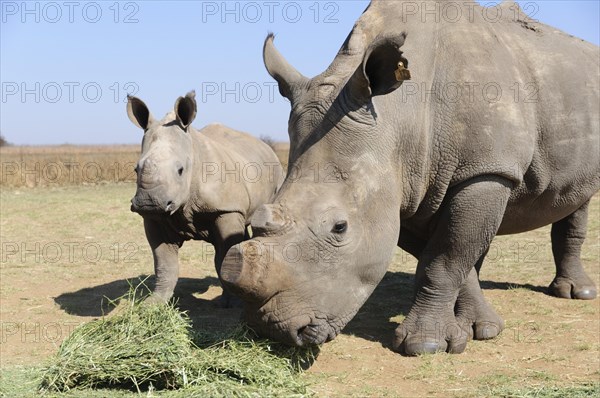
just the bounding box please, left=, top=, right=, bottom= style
left=177, top=166, right=184, bottom=176
left=134, top=165, right=139, bottom=174
left=332, top=221, right=347, bottom=234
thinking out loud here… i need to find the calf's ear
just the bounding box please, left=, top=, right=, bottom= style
left=174, top=91, right=197, bottom=131
left=127, top=95, right=154, bottom=130
left=346, top=32, right=410, bottom=104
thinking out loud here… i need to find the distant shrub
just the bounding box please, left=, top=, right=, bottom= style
left=260, top=135, right=277, bottom=150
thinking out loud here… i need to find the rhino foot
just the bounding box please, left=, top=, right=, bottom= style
left=456, top=305, right=504, bottom=341
left=144, top=292, right=172, bottom=304
left=472, top=319, right=503, bottom=340
left=393, top=315, right=470, bottom=356
left=549, top=275, right=597, bottom=300
left=549, top=201, right=596, bottom=300
left=455, top=269, right=505, bottom=341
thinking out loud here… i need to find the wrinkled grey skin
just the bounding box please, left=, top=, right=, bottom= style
left=128, top=92, right=283, bottom=306
left=221, top=0, right=599, bottom=354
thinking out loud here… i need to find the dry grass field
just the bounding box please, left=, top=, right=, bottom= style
left=0, top=143, right=290, bottom=189
left=0, top=146, right=598, bottom=397
left=0, top=145, right=140, bottom=187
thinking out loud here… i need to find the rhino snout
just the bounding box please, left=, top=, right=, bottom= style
left=130, top=189, right=177, bottom=215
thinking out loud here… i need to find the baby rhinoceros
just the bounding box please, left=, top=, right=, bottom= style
left=127, top=91, right=284, bottom=306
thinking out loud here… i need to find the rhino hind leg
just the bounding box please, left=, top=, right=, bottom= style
left=549, top=200, right=597, bottom=300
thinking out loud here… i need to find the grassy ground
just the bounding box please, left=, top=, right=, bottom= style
left=0, top=164, right=598, bottom=396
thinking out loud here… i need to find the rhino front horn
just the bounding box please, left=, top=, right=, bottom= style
left=221, top=242, right=274, bottom=303
left=221, top=244, right=245, bottom=287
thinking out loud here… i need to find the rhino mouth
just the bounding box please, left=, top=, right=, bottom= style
left=296, top=323, right=334, bottom=346
left=130, top=202, right=175, bottom=215
left=130, top=187, right=178, bottom=216
left=244, top=309, right=338, bottom=347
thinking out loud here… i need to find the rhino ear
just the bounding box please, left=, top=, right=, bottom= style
left=346, top=33, right=410, bottom=103
left=174, top=91, right=197, bottom=131
left=263, top=33, right=308, bottom=101
left=127, top=95, right=154, bottom=130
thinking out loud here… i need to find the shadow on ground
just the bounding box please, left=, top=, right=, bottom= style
left=479, top=279, right=548, bottom=295
left=54, top=271, right=549, bottom=351
left=342, top=270, right=549, bottom=349
left=54, top=275, right=154, bottom=317
left=342, top=271, right=414, bottom=350
left=54, top=275, right=241, bottom=331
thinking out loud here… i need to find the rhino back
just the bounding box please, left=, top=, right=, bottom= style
left=187, top=123, right=283, bottom=218
left=380, top=1, right=599, bottom=228
left=200, top=123, right=281, bottom=166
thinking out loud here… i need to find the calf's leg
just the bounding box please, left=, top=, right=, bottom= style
left=144, top=218, right=183, bottom=303
left=213, top=212, right=247, bottom=307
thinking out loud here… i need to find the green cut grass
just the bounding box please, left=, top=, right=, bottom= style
left=483, top=382, right=600, bottom=398
left=38, top=286, right=316, bottom=397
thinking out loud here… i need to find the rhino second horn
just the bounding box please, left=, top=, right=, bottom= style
left=250, top=204, right=287, bottom=235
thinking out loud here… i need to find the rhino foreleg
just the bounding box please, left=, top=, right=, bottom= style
left=550, top=200, right=597, bottom=300
left=394, top=176, right=512, bottom=356
left=144, top=218, right=183, bottom=303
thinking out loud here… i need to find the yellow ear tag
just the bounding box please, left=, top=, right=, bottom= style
left=395, top=62, right=411, bottom=81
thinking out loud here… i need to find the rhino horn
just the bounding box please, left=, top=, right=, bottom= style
left=263, top=33, right=308, bottom=101
left=221, top=243, right=277, bottom=303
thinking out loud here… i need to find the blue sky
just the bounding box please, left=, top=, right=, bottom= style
left=1, top=1, right=599, bottom=145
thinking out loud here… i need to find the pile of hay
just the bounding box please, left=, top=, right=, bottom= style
left=40, top=288, right=315, bottom=396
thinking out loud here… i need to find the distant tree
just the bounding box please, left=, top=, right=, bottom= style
left=0, top=133, right=9, bottom=147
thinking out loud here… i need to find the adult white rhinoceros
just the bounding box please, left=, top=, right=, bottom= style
left=128, top=91, right=284, bottom=306
left=221, top=1, right=599, bottom=354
